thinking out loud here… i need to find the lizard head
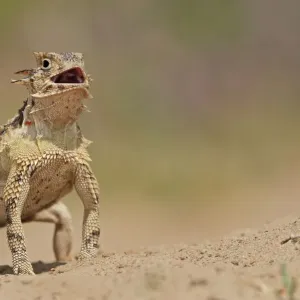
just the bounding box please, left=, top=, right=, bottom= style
left=12, top=52, right=93, bottom=100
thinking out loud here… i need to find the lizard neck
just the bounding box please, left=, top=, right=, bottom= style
left=27, top=92, right=85, bottom=150
left=36, top=121, right=80, bottom=150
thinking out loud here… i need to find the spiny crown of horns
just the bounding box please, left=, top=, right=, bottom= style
left=11, top=52, right=93, bottom=98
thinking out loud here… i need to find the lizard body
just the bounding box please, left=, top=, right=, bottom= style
left=0, top=52, right=100, bottom=275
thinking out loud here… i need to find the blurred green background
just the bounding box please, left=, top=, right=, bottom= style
left=1, top=0, right=300, bottom=257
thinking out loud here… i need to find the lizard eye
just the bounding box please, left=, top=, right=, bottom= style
left=41, top=58, right=51, bottom=70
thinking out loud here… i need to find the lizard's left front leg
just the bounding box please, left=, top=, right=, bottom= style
left=74, top=162, right=100, bottom=260
left=4, top=164, right=34, bottom=275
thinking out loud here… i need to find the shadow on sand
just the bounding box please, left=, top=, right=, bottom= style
left=0, top=261, right=66, bottom=275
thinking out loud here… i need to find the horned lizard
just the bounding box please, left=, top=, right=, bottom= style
left=0, top=52, right=100, bottom=275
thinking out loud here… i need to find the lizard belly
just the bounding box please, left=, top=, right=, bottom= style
left=22, top=159, right=74, bottom=219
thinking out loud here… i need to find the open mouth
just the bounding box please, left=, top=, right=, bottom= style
left=51, top=67, right=85, bottom=84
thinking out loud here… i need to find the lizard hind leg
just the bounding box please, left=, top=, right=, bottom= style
left=31, top=202, right=73, bottom=262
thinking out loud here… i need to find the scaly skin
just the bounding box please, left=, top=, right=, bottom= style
left=0, top=101, right=74, bottom=263
left=0, top=52, right=100, bottom=275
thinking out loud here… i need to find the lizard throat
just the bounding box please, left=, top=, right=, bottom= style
left=51, top=67, right=85, bottom=84
left=28, top=90, right=88, bottom=150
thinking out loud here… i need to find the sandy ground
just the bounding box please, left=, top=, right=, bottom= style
left=2, top=177, right=300, bottom=300
left=1, top=214, right=300, bottom=299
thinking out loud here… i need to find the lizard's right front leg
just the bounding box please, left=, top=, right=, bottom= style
left=4, top=164, right=34, bottom=275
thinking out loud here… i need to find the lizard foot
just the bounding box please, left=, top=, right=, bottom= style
left=13, top=262, right=35, bottom=275
left=75, top=250, right=98, bottom=262
left=56, top=254, right=74, bottom=263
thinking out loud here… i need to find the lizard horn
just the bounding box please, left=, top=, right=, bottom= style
left=11, top=79, right=27, bottom=85
left=11, top=69, right=34, bottom=85
left=14, top=69, right=34, bottom=76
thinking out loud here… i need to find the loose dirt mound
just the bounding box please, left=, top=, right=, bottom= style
left=1, top=216, right=300, bottom=299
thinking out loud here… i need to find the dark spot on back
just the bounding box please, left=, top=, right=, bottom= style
left=0, top=99, right=29, bottom=136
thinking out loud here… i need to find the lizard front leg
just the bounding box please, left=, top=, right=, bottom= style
left=74, top=162, right=100, bottom=259
left=4, top=164, right=34, bottom=275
